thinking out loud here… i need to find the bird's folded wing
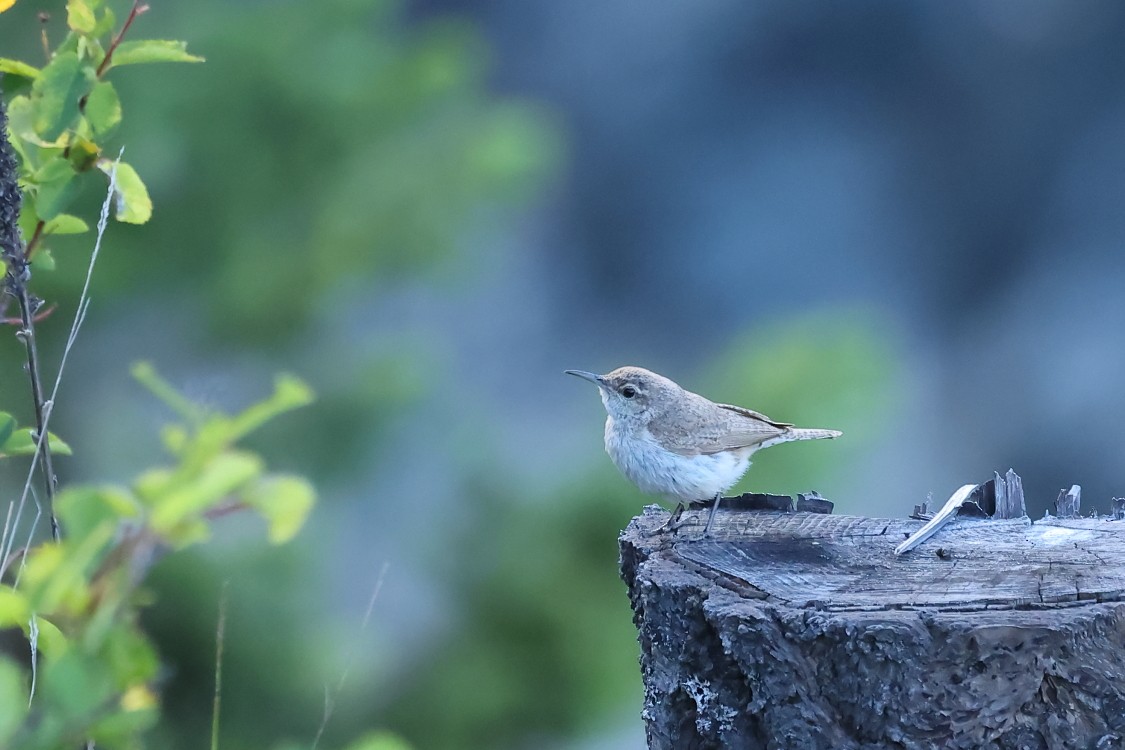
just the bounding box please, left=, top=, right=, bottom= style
left=651, top=404, right=791, bottom=456
left=715, top=403, right=793, bottom=428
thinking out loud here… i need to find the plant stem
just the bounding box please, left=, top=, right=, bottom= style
left=23, top=220, right=44, bottom=261
left=10, top=276, right=60, bottom=542
left=96, top=1, right=151, bottom=78
left=211, top=582, right=230, bottom=750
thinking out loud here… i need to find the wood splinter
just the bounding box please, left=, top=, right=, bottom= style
left=896, top=469, right=1029, bottom=556
left=894, top=483, right=976, bottom=556
left=1056, top=484, right=1082, bottom=519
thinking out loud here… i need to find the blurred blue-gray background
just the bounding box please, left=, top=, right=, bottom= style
left=4, top=0, right=1125, bottom=747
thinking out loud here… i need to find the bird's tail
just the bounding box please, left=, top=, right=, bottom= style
left=785, top=427, right=843, bottom=441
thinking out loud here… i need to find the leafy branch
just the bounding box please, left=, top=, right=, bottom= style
left=0, top=4, right=324, bottom=748
left=1, top=0, right=202, bottom=549
left=94, top=1, right=150, bottom=77
left=0, top=366, right=315, bottom=748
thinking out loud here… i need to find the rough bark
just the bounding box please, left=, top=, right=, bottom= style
left=619, top=496, right=1125, bottom=750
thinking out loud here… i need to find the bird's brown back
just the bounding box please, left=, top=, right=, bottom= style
left=646, top=389, right=792, bottom=456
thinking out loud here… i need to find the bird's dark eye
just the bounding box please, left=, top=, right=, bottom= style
left=622, top=385, right=637, bottom=399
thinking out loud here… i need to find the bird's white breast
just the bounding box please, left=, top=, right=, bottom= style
left=603, top=416, right=752, bottom=502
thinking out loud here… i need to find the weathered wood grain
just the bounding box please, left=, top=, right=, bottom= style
left=620, top=503, right=1125, bottom=749
left=1055, top=484, right=1082, bottom=518
left=995, top=469, right=1026, bottom=519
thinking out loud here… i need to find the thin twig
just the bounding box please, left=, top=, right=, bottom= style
left=211, top=581, right=230, bottom=750
left=23, top=220, right=44, bottom=261
left=1, top=302, right=57, bottom=326
left=311, top=561, right=390, bottom=750
left=0, top=501, right=15, bottom=579
left=95, top=2, right=150, bottom=78
left=11, top=263, right=59, bottom=542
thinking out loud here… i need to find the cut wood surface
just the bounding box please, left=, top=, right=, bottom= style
left=620, top=497, right=1125, bottom=750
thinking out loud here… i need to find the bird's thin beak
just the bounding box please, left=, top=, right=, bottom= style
left=565, top=369, right=606, bottom=387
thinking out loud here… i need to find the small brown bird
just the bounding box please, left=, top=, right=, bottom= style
left=566, top=366, right=841, bottom=535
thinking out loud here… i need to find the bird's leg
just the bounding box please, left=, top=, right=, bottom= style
left=668, top=502, right=685, bottom=530
left=702, top=492, right=723, bottom=537
left=647, top=502, right=686, bottom=536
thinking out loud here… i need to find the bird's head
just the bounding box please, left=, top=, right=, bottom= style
left=565, top=366, right=677, bottom=422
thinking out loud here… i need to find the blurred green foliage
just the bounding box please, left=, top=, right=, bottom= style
left=385, top=471, right=643, bottom=749
left=0, top=411, right=70, bottom=457
left=705, top=310, right=899, bottom=499
left=51, top=0, right=561, bottom=339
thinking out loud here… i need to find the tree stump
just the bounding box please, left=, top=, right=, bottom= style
left=619, top=492, right=1125, bottom=750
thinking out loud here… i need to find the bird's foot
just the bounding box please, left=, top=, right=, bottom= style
left=646, top=502, right=687, bottom=536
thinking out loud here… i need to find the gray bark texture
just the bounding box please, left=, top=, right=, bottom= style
left=619, top=496, right=1125, bottom=750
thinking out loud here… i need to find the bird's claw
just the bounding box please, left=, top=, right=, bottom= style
left=646, top=503, right=687, bottom=536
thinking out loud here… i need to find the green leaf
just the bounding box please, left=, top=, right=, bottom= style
left=92, top=7, right=116, bottom=38
left=33, top=157, right=79, bottom=221
left=21, top=523, right=113, bottom=615
left=0, top=58, right=40, bottom=80
left=41, top=650, right=115, bottom=724
left=150, top=452, right=264, bottom=534
left=227, top=374, right=316, bottom=442
left=31, top=51, right=94, bottom=141
left=131, top=362, right=202, bottom=424
left=67, top=0, right=97, bottom=34
left=0, top=428, right=73, bottom=457
left=160, top=518, right=210, bottom=548
left=44, top=214, right=90, bottom=235
left=244, top=475, right=315, bottom=544
left=7, top=94, right=67, bottom=149
left=103, top=625, right=159, bottom=687
left=17, top=198, right=40, bottom=240
left=0, top=659, right=27, bottom=743
left=108, top=40, right=205, bottom=68
left=30, top=615, right=69, bottom=657
left=84, top=81, right=121, bottom=136
left=0, top=586, right=30, bottom=627
left=97, top=160, right=152, bottom=224
left=33, top=248, right=56, bottom=271
left=4, top=112, right=34, bottom=168
left=5, top=95, right=35, bottom=140
left=77, top=35, right=107, bottom=69
left=56, top=486, right=140, bottom=544
left=133, top=467, right=173, bottom=505
left=88, top=689, right=159, bottom=745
